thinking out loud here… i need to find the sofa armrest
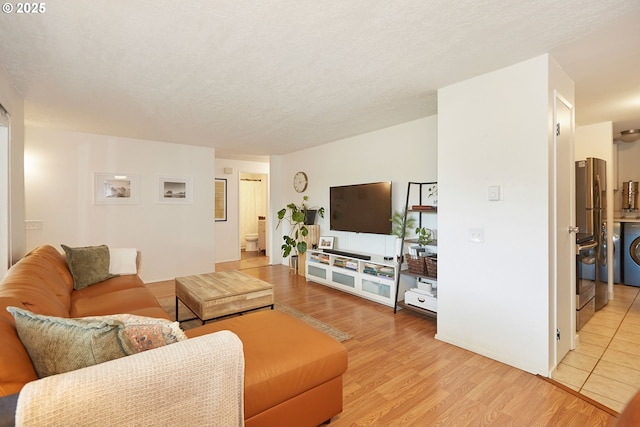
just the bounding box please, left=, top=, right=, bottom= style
left=15, top=331, right=244, bottom=427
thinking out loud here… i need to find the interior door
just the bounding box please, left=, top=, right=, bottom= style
left=554, top=92, right=575, bottom=367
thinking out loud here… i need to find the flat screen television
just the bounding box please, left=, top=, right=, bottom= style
left=330, top=181, right=392, bottom=235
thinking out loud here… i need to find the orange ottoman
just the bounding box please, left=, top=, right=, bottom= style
left=186, top=309, right=348, bottom=427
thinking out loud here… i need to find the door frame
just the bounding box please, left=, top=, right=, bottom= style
left=552, top=91, right=576, bottom=372
left=0, top=108, right=10, bottom=277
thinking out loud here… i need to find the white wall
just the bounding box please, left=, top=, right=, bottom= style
left=437, top=54, right=564, bottom=375
left=24, top=127, right=216, bottom=282
left=274, top=116, right=438, bottom=264
left=0, top=65, right=26, bottom=266
left=214, top=158, right=269, bottom=262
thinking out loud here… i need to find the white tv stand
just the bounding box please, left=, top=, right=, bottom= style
left=305, top=249, right=397, bottom=307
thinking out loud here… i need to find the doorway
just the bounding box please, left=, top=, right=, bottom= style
left=239, top=172, right=268, bottom=259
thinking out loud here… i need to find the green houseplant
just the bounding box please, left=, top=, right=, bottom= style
left=415, top=227, right=433, bottom=246
left=390, top=210, right=417, bottom=238
left=276, top=196, right=325, bottom=257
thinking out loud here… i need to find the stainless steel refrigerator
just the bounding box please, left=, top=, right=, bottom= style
left=576, top=157, right=608, bottom=318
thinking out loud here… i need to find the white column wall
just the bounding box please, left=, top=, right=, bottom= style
left=437, top=55, right=557, bottom=375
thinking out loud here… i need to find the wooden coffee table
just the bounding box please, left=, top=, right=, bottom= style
left=175, top=270, right=274, bottom=324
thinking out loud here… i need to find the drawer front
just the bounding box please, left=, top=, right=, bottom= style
left=405, top=290, right=437, bottom=312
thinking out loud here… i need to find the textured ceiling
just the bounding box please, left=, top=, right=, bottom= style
left=0, top=0, right=639, bottom=158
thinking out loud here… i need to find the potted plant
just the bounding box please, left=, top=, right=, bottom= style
left=390, top=210, right=417, bottom=239
left=276, top=196, right=325, bottom=258
left=390, top=210, right=418, bottom=261
left=415, top=227, right=433, bottom=247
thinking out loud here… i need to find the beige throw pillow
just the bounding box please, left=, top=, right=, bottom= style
left=7, top=306, right=136, bottom=378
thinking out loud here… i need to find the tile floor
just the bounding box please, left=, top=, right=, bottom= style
left=553, top=284, right=640, bottom=413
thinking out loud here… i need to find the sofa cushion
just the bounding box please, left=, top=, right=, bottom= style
left=70, top=281, right=165, bottom=318
left=61, top=244, right=113, bottom=290
left=6, top=306, right=136, bottom=378
left=85, top=313, right=187, bottom=352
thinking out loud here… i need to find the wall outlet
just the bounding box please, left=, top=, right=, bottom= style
left=468, top=228, right=484, bottom=243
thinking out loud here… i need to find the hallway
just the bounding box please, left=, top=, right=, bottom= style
left=553, top=284, right=640, bottom=413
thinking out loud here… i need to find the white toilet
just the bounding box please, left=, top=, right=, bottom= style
left=245, top=234, right=259, bottom=252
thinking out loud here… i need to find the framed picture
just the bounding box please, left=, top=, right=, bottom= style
left=94, top=173, right=140, bottom=204
left=158, top=176, right=193, bottom=204
left=215, top=178, right=227, bottom=221
left=318, top=236, right=334, bottom=250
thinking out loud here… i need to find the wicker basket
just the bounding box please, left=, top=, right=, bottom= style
left=406, top=255, right=427, bottom=275
left=425, top=255, right=438, bottom=278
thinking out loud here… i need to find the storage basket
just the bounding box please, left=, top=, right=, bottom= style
left=406, top=254, right=427, bottom=275
left=425, top=255, right=437, bottom=278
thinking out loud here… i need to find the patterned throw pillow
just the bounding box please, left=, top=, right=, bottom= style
left=7, top=306, right=136, bottom=378
left=86, top=313, right=187, bottom=352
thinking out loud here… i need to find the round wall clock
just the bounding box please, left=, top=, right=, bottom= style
left=293, top=171, right=308, bottom=193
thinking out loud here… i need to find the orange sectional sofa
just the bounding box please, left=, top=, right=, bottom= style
left=0, top=245, right=348, bottom=426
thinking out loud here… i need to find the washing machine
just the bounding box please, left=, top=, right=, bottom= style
left=623, top=222, right=640, bottom=287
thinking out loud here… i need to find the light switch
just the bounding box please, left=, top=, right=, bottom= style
left=488, top=185, right=501, bottom=201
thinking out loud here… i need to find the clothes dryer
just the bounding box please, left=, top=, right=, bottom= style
left=623, top=222, right=640, bottom=287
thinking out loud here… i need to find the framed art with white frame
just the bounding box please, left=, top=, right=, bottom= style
left=318, top=236, right=334, bottom=250
left=158, top=176, right=193, bottom=204
left=94, top=173, right=140, bottom=204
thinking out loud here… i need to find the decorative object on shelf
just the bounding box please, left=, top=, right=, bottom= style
left=427, top=183, right=438, bottom=205
left=293, top=171, right=308, bottom=193
left=425, top=254, right=437, bottom=278
left=415, top=227, right=433, bottom=246
left=276, top=196, right=325, bottom=257
left=318, top=236, right=334, bottom=250
left=406, top=254, right=428, bottom=275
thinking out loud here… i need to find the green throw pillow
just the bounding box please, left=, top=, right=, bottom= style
left=7, top=306, right=136, bottom=378
left=61, top=244, right=112, bottom=290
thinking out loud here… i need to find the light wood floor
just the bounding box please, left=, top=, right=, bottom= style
left=146, top=254, right=619, bottom=427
